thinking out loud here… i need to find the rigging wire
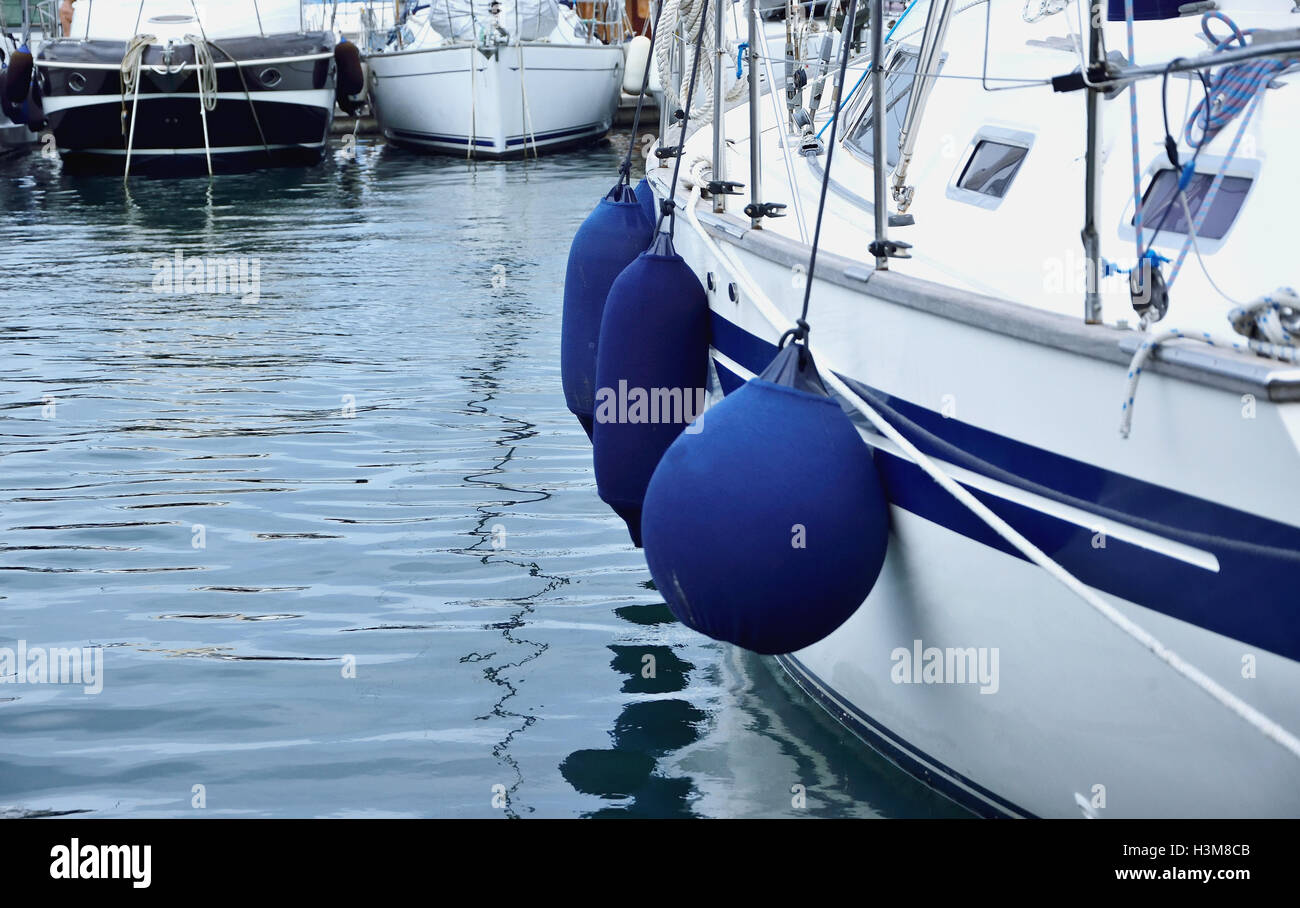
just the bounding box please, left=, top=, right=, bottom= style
left=658, top=0, right=713, bottom=238
left=815, top=0, right=916, bottom=141
left=785, top=0, right=860, bottom=349
left=619, top=0, right=669, bottom=186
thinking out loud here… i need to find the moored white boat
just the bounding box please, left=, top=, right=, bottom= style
left=571, top=0, right=1300, bottom=817
left=367, top=0, right=626, bottom=158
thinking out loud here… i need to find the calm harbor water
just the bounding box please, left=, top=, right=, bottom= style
left=0, top=132, right=964, bottom=818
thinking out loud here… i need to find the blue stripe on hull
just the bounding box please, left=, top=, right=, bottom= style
left=709, top=314, right=1300, bottom=662
left=388, top=128, right=495, bottom=148
left=504, top=123, right=606, bottom=147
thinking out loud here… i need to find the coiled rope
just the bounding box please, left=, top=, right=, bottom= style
left=120, top=34, right=153, bottom=100
left=186, top=34, right=218, bottom=113
left=1230, top=288, right=1300, bottom=348
left=120, top=34, right=155, bottom=180
left=1185, top=11, right=1295, bottom=150
left=654, top=0, right=745, bottom=127
left=185, top=34, right=218, bottom=176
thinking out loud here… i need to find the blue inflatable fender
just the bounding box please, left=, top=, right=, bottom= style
left=641, top=342, right=891, bottom=654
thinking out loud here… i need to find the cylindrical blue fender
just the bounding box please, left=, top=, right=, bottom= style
left=561, top=182, right=654, bottom=438
left=0, top=69, right=18, bottom=124
left=592, top=232, right=710, bottom=546
left=634, top=177, right=657, bottom=234
left=334, top=39, right=364, bottom=98
left=5, top=47, right=32, bottom=105
left=22, top=79, right=45, bottom=131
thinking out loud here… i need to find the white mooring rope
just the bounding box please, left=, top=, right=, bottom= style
left=185, top=34, right=218, bottom=176
left=677, top=182, right=1300, bottom=763
left=120, top=33, right=155, bottom=181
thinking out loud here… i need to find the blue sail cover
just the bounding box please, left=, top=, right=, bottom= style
left=1107, top=0, right=1184, bottom=21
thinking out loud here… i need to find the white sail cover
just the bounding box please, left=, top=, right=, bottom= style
left=426, top=0, right=561, bottom=41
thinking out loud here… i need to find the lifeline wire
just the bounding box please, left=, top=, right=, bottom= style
left=815, top=0, right=917, bottom=141
left=657, top=0, right=713, bottom=238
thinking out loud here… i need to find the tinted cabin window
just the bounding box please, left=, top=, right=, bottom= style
left=1135, top=169, right=1252, bottom=240
left=845, top=50, right=921, bottom=168
left=957, top=141, right=1028, bottom=198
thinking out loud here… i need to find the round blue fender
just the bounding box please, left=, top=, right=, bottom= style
left=641, top=343, right=890, bottom=654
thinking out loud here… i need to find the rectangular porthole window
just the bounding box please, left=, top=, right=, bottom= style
left=957, top=141, right=1028, bottom=199
left=1135, top=169, right=1252, bottom=241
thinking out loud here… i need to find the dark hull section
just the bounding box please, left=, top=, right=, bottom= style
left=37, top=32, right=335, bottom=176
left=58, top=142, right=327, bottom=177
left=48, top=96, right=331, bottom=175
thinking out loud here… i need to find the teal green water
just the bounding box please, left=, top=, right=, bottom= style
left=0, top=134, right=965, bottom=818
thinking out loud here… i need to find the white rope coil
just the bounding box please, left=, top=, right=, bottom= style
left=1231, top=287, right=1300, bottom=348
left=120, top=34, right=155, bottom=98
left=185, top=34, right=219, bottom=112
left=1121, top=286, right=1300, bottom=439
left=654, top=0, right=745, bottom=127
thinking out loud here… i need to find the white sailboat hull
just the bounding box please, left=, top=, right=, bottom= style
left=368, top=42, right=623, bottom=157
left=655, top=178, right=1300, bottom=818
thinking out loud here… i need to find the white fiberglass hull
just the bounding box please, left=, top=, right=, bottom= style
left=368, top=42, right=623, bottom=157
left=651, top=169, right=1300, bottom=818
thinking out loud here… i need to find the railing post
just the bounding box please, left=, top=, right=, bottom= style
left=748, top=0, right=762, bottom=228
left=1082, top=0, right=1104, bottom=324
left=871, top=0, right=889, bottom=270
left=712, top=0, right=726, bottom=212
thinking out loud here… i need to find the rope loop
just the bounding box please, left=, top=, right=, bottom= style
left=777, top=319, right=811, bottom=349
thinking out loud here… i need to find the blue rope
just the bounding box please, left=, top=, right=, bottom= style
left=1165, top=12, right=1297, bottom=290
left=1185, top=11, right=1294, bottom=149
left=814, top=0, right=920, bottom=141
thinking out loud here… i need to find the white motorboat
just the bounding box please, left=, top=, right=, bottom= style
left=36, top=0, right=341, bottom=175
left=367, top=0, right=627, bottom=158
left=572, top=0, right=1300, bottom=817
